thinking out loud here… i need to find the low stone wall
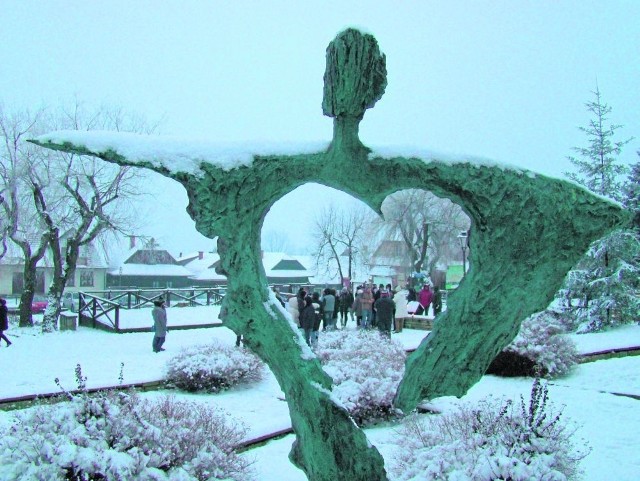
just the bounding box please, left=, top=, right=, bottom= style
left=401, top=316, right=433, bottom=330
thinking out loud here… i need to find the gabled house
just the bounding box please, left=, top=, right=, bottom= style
left=0, top=235, right=108, bottom=296
left=263, top=252, right=314, bottom=285
left=186, top=251, right=315, bottom=289
left=107, top=245, right=193, bottom=289
left=369, top=240, right=413, bottom=287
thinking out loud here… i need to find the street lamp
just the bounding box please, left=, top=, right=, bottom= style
left=457, top=231, right=468, bottom=277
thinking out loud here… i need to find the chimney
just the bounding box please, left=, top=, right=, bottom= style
left=198, top=251, right=204, bottom=260
left=129, top=235, right=136, bottom=249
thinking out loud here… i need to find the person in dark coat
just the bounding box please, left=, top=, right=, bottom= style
left=407, top=287, right=417, bottom=302
left=0, top=298, right=12, bottom=347
left=338, top=287, right=354, bottom=328
left=151, top=298, right=168, bottom=353
left=374, top=290, right=395, bottom=338
left=311, top=292, right=322, bottom=348
left=299, top=296, right=317, bottom=347
left=432, top=285, right=443, bottom=316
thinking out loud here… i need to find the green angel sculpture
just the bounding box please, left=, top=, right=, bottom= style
left=31, top=29, right=629, bottom=481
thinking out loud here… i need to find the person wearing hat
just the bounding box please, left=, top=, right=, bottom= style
left=373, top=289, right=395, bottom=338
left=151, top=297, right=168, bottom=352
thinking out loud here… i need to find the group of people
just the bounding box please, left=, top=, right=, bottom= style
left=288, top=281, right=444, bottom=347
left=148, top=282, right=445, bottom=353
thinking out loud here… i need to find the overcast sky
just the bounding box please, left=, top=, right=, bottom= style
left=2, top=1, right=638, bottom=256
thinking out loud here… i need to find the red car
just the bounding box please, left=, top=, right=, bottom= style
left=30, top=295, right=48, bottom=314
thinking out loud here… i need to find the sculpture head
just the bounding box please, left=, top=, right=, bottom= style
left=322, top=28, right=387, bottom=120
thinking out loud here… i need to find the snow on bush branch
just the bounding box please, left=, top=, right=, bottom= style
left=489, top=310, right=579, bottom=378
left=392, top=378, right=589, bottom=481
left=0, top=365, right=252, bottom=481
left=316, top=330, right=406, bottom=425
left=165, top=340, right=264, bottom=393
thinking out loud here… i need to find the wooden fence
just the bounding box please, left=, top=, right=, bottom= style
left=78, top=287, right=226, bottom=333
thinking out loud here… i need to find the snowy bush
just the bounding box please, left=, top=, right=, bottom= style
left=392, top=378, right=589, bottom=481
left=315, top=330, right=406, bottom=425
left=489, top=310, right=579, bottom=378
left=0, top=389, right=251, bottom=480
left=166, top=340, right=264, bottom=392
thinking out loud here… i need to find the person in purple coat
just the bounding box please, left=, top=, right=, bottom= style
left=416, top=284, right=433, bottom=316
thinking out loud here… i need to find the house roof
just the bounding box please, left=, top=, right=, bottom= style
left=109, top=263, right=193, bottom=277
left=125, top=249, right=178, bottom=265
left=177, top=251, right=220, bottom=274
left=372, top=240, right=411, bottom=267
left=190, top=251, right=315, bottom=283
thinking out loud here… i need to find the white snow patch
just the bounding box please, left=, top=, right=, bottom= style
left=33, top=130, right=330, bottom=176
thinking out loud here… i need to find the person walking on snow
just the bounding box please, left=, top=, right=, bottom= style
left=151, top=298, right=168, bottom=353
left=0, top=299, right=13, bottom=347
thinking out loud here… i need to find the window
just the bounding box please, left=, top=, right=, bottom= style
left=152, top=281, right=160, bottom=288
left=80, top=271, right=94, bottom=287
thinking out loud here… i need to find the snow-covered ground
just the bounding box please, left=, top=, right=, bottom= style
left=1, top=311, right=639, bottom=481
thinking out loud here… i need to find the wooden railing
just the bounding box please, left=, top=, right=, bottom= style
left=78, top=287, right=226, bottom=332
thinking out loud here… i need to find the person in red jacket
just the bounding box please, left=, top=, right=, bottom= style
left=416, top=284, right=433, bottom=316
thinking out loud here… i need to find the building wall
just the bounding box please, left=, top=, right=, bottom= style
left=106, top=274, right=194, bottom=289
left=0, top=265, right=21, bottom=296
left=0, top=265, right=107, bottom=296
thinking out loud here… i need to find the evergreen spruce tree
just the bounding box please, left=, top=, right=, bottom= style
left=564, top=86, right=633, bottom=202
left=622, top=152, right=640, bottom=234
left=559, top=87, right=638, bottom=331
left=560, top=230, right=640, bottom=332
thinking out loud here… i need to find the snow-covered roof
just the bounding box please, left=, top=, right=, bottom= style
left=178, top=251, right=220, bottom=275
left=109, top=263, right=192, bottom=277
left=191, top=267, right=227, bottom=282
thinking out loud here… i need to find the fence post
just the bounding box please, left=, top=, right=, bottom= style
left=115, top=305, right=120, bottom=332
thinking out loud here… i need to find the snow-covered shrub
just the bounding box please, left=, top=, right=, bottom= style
left=0, top=389, right=251, bottom=481
left=315, top=330, right=406, bottom=425
left=489, top=310, right=579, bottom=378
left=166, top=340, right=264, bottom=392
left=392, top=378, right=589, bottom=481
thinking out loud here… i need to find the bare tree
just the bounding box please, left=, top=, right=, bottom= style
left=379, top=189, right=470, bottom=275
left=262, top=229, right=291, bottom=253
left=311, top=204, right=368, bottom=283
left=37, top=102, right=155, bottom=331
left=0, top=105, right=50, bottom=327
left=0, top=101, right=155, bottom=331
